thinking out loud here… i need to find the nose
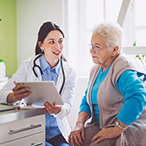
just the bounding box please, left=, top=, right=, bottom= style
left=55, top=42, right=60, bottom=47
left=54, top=42, right=61, bottom=50
left=90, top=48, right=95, bottom=54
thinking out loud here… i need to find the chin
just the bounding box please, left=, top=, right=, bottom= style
left=53, top=54, right=60, bottom=59
left=92, top=58, right=99, bottom=64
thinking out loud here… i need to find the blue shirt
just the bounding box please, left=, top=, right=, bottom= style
left=79, top=66, right=146, bottom=125
left=40, top=54, right=61, bottom=140
left=91, top=65, right=111, bottom=124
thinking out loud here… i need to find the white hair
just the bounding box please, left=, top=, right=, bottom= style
left=92, top=22, right=123, bottom=52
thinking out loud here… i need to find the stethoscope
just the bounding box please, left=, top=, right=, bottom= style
left=32, top=54, right=65, bottom=95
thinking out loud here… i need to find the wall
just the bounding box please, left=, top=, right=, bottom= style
left=0, top=0, right=17, bottom=76
left=67, top=77, right=88, bottom=129
left=16, top=0, right=68, bottom=67
left=0, top=0, right=90, bottom=128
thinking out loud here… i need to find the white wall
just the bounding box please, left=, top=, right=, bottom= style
left=16, top=0, right=87, bottom=129
left=67, top=77, right=88, bottom=129
left=16, top=0, right=68, bottom=67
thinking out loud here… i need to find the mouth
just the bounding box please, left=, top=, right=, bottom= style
left=53, top=51, right=61, bottom=56
left=92, top=56, right=97, bottom=58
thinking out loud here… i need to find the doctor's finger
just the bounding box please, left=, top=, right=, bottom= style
left=44, top=104, right=53, bottom=113
left=13, top=83, right=23, bottom=91
left=13, top=87, right=30, bottom=95
left=44, top=101, right=52, bottom=106
left=15, top=91, right=31, bottom=100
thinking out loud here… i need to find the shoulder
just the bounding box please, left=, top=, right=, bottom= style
left=111, top=53, right=146, bottom=84
left=21, top=55, right=34, bottom=64
left=20, top=54, right=40, bottom=67
left=113, top=53, right=145, bottom=71
left=89, top=64, right=100, bottom=80
left=62, top=60, right=77, bottom=78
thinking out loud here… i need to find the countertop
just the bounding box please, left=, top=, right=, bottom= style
left=0, top=104, right=47, bottom=124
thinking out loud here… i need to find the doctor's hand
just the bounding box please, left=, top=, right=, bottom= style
left=44, top=101, right=61, bottom=114
left=7, top=82, right=32, bottom=103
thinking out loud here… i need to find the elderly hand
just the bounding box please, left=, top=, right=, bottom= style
left=91, top=126, right=125, bottom=144
left=68, top=123, right=85, bottom=146
left=44, top=102, right=61, bottom=114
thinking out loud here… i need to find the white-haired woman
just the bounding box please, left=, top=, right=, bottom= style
left=68, top=22, right=146, bottom=146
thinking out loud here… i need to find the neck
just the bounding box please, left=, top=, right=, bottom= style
left=44, top=56, right=59, bottom=68
left=102, top=54, right=119, bottom=72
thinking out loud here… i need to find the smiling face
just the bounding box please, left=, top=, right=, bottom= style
left=90, top=34, right=119, bottom=71
left=38, top=30, right=63, bottom=68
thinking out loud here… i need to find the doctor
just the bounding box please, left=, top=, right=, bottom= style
left=0, top=21, right=77, bottom=146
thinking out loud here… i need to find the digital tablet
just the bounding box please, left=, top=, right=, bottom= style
left=15, top=81, right=63, bottom=105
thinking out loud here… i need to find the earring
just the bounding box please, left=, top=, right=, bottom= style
left=112, top=55, right=114, bottom=58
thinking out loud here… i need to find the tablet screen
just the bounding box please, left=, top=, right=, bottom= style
left=15, top=81, right=63, bottom=105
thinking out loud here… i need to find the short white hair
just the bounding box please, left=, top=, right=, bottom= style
left=92, top=22, right=123, bottom=52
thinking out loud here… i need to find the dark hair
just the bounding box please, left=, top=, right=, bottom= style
left=35, top=21, right=65, bottom=55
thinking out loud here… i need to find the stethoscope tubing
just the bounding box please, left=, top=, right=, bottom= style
left=32, top=54, right=65, bottom=95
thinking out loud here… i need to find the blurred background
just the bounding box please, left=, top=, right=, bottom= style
left=0, top=0, right=146, bottom=128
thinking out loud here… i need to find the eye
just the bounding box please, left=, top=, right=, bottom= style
left=59, top=39, right=63, bottom=44
left=49, top=41, right=55, bottom=44
left=95, top=46, right=100, bottom=49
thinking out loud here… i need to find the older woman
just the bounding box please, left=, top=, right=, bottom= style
left=68, top=22, right=146, bottom=146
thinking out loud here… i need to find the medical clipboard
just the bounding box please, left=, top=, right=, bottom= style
left=15, top=81, right=63, bottom=105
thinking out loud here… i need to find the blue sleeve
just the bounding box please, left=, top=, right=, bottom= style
left=116, top=70, right=146, bottom=125
left=79, top=86, right=91, bottom=117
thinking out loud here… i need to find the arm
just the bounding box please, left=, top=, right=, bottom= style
left=54, top=69, right=77, bottom=118
left=0, top=59, right=32, bottom=104
left=68, top=86, right=91, bottom=146
left=116, top=70, right=146, bottom=125
left=92, top=70, right=146, bottom=144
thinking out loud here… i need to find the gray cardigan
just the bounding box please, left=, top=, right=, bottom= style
left=87, top=53, right=146, bottom=146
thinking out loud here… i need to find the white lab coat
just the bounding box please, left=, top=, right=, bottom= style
left=0, top=54, right=77, bottom=142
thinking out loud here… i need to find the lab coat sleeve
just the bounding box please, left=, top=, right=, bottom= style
left=0, top=59, right=30, bottom=103
left=54, top=69, right=77, bottom=119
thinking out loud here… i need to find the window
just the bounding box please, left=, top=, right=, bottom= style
left=67, top=0, right=146, bottom=77
left=135, top=0, right=146, bottom=45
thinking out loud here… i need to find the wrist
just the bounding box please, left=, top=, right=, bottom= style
left=75, top=122, right=84, bottom=130
left=115, top=121, right=128, bottom=131
left=7, top=93, right=18, bottom=103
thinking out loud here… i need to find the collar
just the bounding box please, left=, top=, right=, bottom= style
left=40, top=54, right=60, bottom=75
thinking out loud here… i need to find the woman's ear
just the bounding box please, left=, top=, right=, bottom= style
left=112, top=46, right=119, bottom=57
left=113, top=46, right=119, bottom=52
left=38, top=41, right=44, bottom=50
left=113, top=46, right=119, bottom=53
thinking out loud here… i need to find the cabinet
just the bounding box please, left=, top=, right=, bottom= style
left=0, top=114, right=45, bottom=146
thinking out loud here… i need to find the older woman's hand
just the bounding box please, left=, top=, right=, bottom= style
left=44, top=102, right=61, bottom=114
left=91, top=126, right=125, bottom=144
left=68, top=123, right=85, bottom=146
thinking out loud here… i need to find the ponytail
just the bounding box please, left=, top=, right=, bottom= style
left=35, top=42, right=43, bottom=55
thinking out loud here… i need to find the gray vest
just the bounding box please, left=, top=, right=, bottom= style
left=87, top=53, right=146, bottom=146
